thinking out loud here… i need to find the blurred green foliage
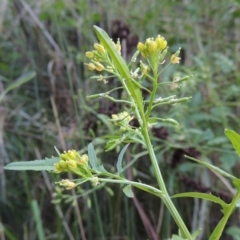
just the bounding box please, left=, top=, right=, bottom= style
left=1, top=0, right=240, bottom=239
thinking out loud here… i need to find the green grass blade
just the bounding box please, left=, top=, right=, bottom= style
left=2, top=226, right=17, bottom=240
left=31, top=200, right=46, bottom=240
left=0, top=71, right=36, bottom=103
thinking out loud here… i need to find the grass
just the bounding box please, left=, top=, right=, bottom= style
left=1, top=0, right=240, bottom=239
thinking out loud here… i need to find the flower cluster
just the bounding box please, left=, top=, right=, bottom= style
left=85, top=40, right=121, bottom=72
left=137, top=35, right=181, bottom=65
left=137, top=35, right=167, bottom=58
left=111, top=111, right=133, bottom=131
left=59, top=179, right=76, bottom=190
left=54, top=150, right=100, bottom=190
left=55, top=150, right=89, bottom=173
left=85, top=43, right=106, bottom=71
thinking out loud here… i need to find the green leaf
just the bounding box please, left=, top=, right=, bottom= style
left=185, top=155, right=236, bottom=180
left=117, top=144, right=129, bottom=176
left=170, top=235, right=185, bottom=240
left=4, top=157, right=59, bottom=171
left=155, top=117, right=179, bottom=125
left=233, top=178, right=240, bottom=191
left=93, top=26, right=144, bottom=117
left=226, top=226, right=240, bottom=240
left=171, top=192, right=228, bottom=207
left=122, top=185, right=134, bottom=198
left=87, top=143, right=106, bottom=173
left=225, top=129, right=240, bottom=156
left=0, top=71, right=36, bottom=103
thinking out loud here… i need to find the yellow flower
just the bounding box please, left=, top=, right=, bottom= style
left=146, top=38, right=157, bottom=53
left=171, top=54, right=181, bottom=64
left=155, top=35, right=167, bottom=50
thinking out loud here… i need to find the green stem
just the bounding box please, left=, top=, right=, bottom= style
left=145, top=80, right=158, bottom=120
left=141, top=127, right=193, bottom=239
left=145, top=59, right=159, bottom=120
left=98, top=178, right=162, bottom=197
left=210, top=189, right=240, bottom=240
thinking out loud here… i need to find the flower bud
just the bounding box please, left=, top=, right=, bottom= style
left=95, top=63, right=104, bottom=71
left=115, top=39, right=121, bottom=53
left=81, top=154, right=88, bottom=164
left=67, top=160, right=77, bottom=169
left=87, top=63, right=96, bottom=71
left=55, top=162, right=64, bottom=172
left=159, top=48, right=168, bottom=62
left=146, top=38, right=157, bottom=53
left=171, top=54, right=181, bottom=64
left=59, top=160, right=67, bottom=170
left=137, top=42, right=146, bottom=53
left=77, top=154, right=89, bottom=165
left=67, top=150, right=78, bottom=160
left=91, top=177, right=99, bottom=186
left=94, top=43, right=105, bottom=53
left=85, top=51, right=94, bottom=58
left=140, top=61, right=148, bottom=75
left=112, top=114, right=118, bottom=120
left=141, top=51, right=149, bottom=58
left=60, top=179, right=76, bottom=190
left=120, top=126, right=127, bottom=131
left=66, top=181, right=76, bottom=189
left=60, top=151, right=68, bottom=161
left=156, top=35, right=167, bottom=50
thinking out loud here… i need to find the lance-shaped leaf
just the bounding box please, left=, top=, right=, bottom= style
left=88, top=142, right=106, bottom=173
left=185, top=155, right=236, bottom=180
left=171, top=192, right=228, bottom=207
left=117, top=144, right=129, bottom=176
left=123, top=184, right=134, bottom=198
left=225, top=129, right=240, bottom=157
left=4, top=157, right=59, bottom=171
left=93, top=26, right=144, bottom=116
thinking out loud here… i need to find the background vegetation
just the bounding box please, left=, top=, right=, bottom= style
left=1, top=0, right=240, bottom=239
